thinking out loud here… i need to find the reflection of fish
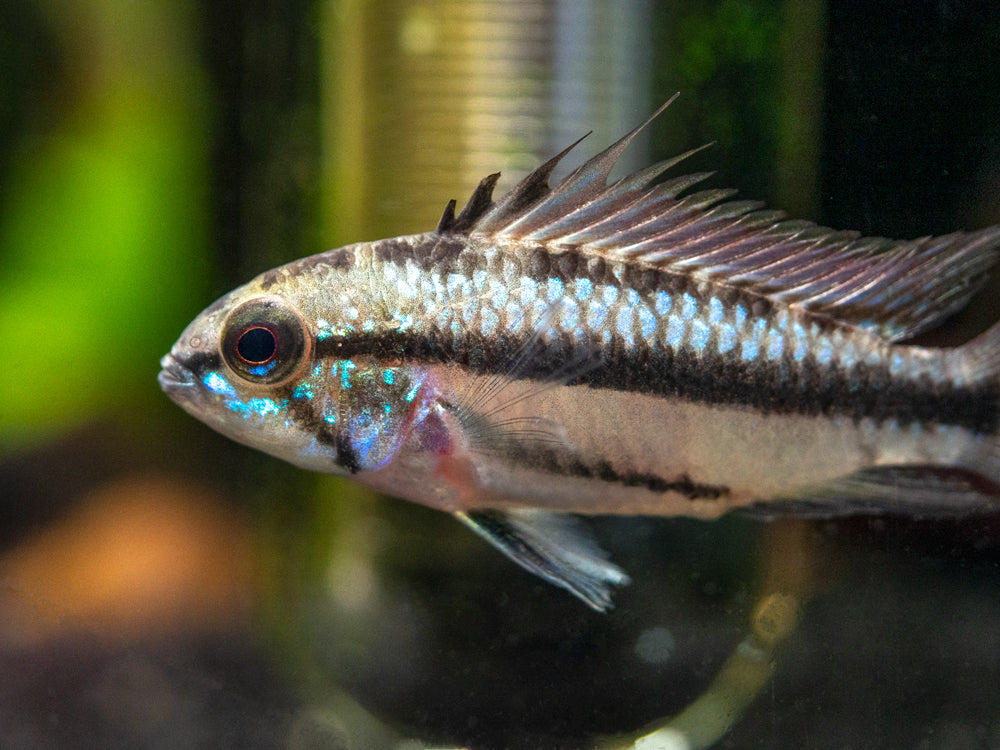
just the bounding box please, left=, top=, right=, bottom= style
left=160, top=99, right=1000, bottom=610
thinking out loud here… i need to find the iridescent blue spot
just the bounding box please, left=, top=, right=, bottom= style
left=602, top=285, right=618, bottom=306
left=792, top=322, right=807, bottom=362
left=362, top=319, right=376, bottom=332
left=816, top=340, right=834, bottom=366
left=397, top=278, right=417, bottom=299
left=616, top=306, right=633, bottom=338
left=292, top=383, right=313, bottom=400
left=638, top=305, right=656, bottom=339
left=490, top=280, right=509, bottom=307
left=245, top=398, right=281, bottom=417
left=404, top=383, right=421, bottom=403
left=626, top=289, right=641, bottom=307
left=682, top=293, right=697, bottom=320
left=587, top=302, right=608, bottom=328
left=689, top=319, right=710, bottom=351
left=435, top=306, right=452, bottom=328
left=397, top=313, right=414, bottom=332
left=708, top=297, right=723, bottom=324
left=447, top=273, right=466, bottom=296
left=840, top=342, right=857, bottom=369
left=655, top=290, right=671, bottom=316
left=717, top=324, right=736, bottom=354
left=735, top=305, right=747, bottom=330
left=575, top=278, right=594, bottom=301
left=346, top=306, right=359, bottom=320
left=246, top=360, right=278, bottom=378
left=473, top=269, right=488, bottom=290
left=560, top=302, right=578, bottom=329
left=323, top=411, right=337, bottom=424
left=741, top=340, right=758, bottom=362
left=383, top=369, right=394, bottom=385
left=666, top=316, right=684, bottom=348
left=547, top=277, right=564, bottom=302
left=341, top=360, right=355, bottom=389
left=767, top=335, right=784, bottom=361
left=520, top=277, right=539, bottom=304
left=203, top=372, right=236, bottom=397
left=312, top=363, right=324, bottom=377
left=481, top=308, right=499, bottom=336
left=889, top=352, right=905, bottom=376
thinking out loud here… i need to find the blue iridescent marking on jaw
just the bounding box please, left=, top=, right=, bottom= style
left=547, top=277, right=564, bottom=302
left=203, top=371, right=237, bottom=397
left=228, top=397, right=283, bottom=418
left=602, top=285, right=618, bottom=306
left=316, top=319, right=333, bottom=340
left=383, top=369, right=395, bottom=385
left=292, top=382, right=313, bottom=400
left=575, top=278, right=594, bottom=301
left=741, top=339, right=758, bottom=362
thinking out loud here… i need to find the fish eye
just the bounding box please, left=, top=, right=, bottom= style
left=221, top=297, right=310, bottom=385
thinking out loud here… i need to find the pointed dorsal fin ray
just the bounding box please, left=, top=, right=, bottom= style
left=435, top=97, right=1000, bottom=342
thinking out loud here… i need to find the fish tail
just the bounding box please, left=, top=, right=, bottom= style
left=954, top=321, right=1000, bottom=486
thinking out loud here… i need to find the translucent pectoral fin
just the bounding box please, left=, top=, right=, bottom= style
left=455, top=509, right=630, bottom=612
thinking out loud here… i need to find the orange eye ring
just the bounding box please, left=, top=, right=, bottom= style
left=221, top=297, right=310, bottom=384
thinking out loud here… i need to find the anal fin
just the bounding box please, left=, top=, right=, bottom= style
left=455, top=509, right=629, bottom=611
left=746, top=465, right=1000, bottom=519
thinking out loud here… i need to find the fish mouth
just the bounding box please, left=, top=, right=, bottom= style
left=158, top=353, right=196, bottom=396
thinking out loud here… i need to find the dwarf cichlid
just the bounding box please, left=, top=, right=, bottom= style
left=160, top=100, right=1000, bottom=610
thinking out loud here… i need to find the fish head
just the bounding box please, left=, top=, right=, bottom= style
left=159, top=258, right=434, bottom=476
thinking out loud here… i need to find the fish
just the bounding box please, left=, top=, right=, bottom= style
left=159, top=98, right=1000, bottom=611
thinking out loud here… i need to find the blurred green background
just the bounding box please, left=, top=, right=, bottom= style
left=2, top=2, right=1000, bottom=749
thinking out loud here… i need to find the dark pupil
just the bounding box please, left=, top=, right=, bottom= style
left=237, top=326, right=277, bottom=363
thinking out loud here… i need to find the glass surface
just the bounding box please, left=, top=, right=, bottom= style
left=2, top=2, right=999, bottom=748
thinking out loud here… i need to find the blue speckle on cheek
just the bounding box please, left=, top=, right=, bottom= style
left=203, top=371, right=237, bottom=397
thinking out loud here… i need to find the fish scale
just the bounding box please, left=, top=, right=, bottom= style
left=160, top=102, right=1000, bottom=610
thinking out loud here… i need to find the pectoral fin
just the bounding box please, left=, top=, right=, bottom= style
left=456, top=509, right=630, bottom=611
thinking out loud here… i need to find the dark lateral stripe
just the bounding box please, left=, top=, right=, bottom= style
left=315, top=328, right=999, bottom=435
left=508, top=443, right=730, bottom=500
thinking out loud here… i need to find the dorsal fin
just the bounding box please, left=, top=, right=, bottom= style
left=435, top=98, right=1000, bottom=342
